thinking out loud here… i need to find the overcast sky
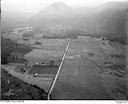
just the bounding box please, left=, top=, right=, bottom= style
left=2, top=0, right=127, bottom=13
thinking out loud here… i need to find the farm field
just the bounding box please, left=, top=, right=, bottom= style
left=2, top=36, right=127, bottom=99
left=17, top=38, right=69, bottom=51
left=28, top=65, right=58, bottom=75
left=50, top=36, right=128, bottom=99
left=32, top=39, right=69, bottom=51
left=23, top=39, right=69, bottom=65
left=1, top=64, right=53, bottom=92
left=24, top=49, right=64, bottom=65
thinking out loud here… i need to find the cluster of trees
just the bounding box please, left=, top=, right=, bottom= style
left=1, top=37, right=16, bottom=64
left=1, top=37, right=32, bottom=64
left=109, top=35, right=127, bottom=45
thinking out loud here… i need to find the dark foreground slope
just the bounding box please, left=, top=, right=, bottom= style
left=1, top=68, right=47, bottom=100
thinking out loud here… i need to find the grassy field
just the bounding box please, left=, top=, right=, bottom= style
left=35, top=39, right=69, bottom=51
left=17, top=38, right=69, bottom=51
left=2, top=35, right=127, bottom=100
left=51, top=56, right=112, bottom=99
left=22, top=39, right=69, bottom=65
left=50, top=36, right=128, bottom=100
left=24, top=49, right=63, bottom=65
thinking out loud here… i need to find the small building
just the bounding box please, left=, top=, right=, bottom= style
left=103, top=62, right=114, bottom=67
left=35, top=41, right=41, bottom=45
left=15, top=65, right=32, bottom=74
left=102, top=37, right=108, bottom=41
left=25, top=27, right=32, bottom=31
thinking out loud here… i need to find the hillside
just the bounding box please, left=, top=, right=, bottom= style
left=1, top=11, right=35, bottom=32
left=26, top=2, right=74, bottom=27
left=2, top=1, right=128, bottom=44
left=72, top=2, right=128, bottom=34
left=1, top=68, right=47, bottom=100
left=24, top=2, right=128, bottom=44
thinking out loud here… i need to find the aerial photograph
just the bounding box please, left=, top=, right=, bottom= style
left=1, top=0, right=128, bottom=100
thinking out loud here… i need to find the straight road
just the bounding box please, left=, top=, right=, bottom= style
left=47, top=41, right=71, bottom=100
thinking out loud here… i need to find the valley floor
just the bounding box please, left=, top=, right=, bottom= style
left=1, top=35, right=128, bottom=100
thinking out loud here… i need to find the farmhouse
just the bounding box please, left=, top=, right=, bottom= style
left=12, top=26, right=32, bottom=32
left=35, top=41, right=41, bottom=45
left=102, top=37, right=108, bottom=40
